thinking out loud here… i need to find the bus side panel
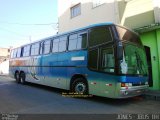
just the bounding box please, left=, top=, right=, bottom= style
left=87, top=70, right=117, bottom=98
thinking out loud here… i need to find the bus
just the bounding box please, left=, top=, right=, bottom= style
left=9, top=23, right=149, bottom=98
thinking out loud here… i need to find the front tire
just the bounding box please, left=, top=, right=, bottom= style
left=71, top=78, right=88, bottom=95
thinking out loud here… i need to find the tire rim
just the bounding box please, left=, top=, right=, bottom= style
left=75, top=82, right=86, bottom=93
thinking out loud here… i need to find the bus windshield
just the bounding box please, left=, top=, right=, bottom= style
left=115, top=26, right=148, bottom=76
left=121, top=43, right=148, bottom=75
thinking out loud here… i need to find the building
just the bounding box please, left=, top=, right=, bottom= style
left=58, top=0, right=120, bottom=33
left=0, top=48, right=10, bottom=63
left=58, top=0, right=160, bottom=90
left=0, top=48, right=10, bottom=74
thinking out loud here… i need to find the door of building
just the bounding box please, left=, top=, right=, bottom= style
left=144, top=46, right=153, bottom=87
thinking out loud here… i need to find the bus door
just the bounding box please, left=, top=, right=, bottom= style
left=99, top=45, right=116, bottom=97
left=88, top=45, right=116, bottom=97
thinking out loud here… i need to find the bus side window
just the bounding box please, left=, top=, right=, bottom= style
left=43, top=40, right=51, bottom=54
left=23, top=45, right=31, bottom=57
left=68, top=32, right=87, bottom=51
left=16, top=48, right=21, bottom=58
left=88, top=49, right=98, bottom=70
left=89, top=27, right=112, bottom=47
left=39, top=42, right=44, bottom=55
left=68, top=34, right=78, bottom=51
left=31, top=43, right=40, bottom=56
left=52, top=38, right=59, bottom=53
left=77, top=32, right=87, bottom=49
left=10, top=50, right=14, bottom=58
left=59, top=36, right=67, bottom=52
left=13, top=49, right=17, bottom=58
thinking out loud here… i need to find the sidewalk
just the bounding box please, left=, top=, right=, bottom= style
left=143, top=89, right=160, bottom=100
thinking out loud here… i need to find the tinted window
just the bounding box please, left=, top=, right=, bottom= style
left=89, top=27, right=112, bottom=47
left=23, top=45, right=30, bottom=57
left=88, top=49, right=98, bottom=70
left=77, top=32, right=87, bottom=49
left=44, top=40, right=51, bottom=54
left=31, top=43, right=40, bottom=56
left=116, top=26, right=142, bottom=45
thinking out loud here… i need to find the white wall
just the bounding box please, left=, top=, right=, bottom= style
left=58, top=0, right=119, bottom=33
left=0, top=60, right=9, bottom=75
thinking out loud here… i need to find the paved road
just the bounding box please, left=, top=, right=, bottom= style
left=0, top=75, right=160, bottom=115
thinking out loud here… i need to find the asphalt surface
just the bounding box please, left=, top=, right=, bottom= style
left=0, top=75, right=160, bottom=120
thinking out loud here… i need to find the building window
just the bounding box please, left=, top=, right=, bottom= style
left=92, top=0, right=105, bottom=8
left=71, top=3, right=81, bottom=18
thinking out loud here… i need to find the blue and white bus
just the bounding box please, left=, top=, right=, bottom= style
left=9, top=23, right=149, bottom=98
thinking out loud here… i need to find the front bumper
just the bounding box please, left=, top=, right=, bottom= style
left=118, top=85, right=149, bottom=98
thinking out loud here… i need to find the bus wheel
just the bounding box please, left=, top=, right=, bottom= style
left=15, top=72, right=20, bottom=83
left=20, top=72, right=26, bottom=85
left=71, top=78, right=88, bottom=95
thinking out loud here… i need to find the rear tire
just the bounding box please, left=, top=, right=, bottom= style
left=15, top=72, right=20, bottom=83
left=71, top=78, right=88, bottom=95
left=20, top=72, right=26, bottom=85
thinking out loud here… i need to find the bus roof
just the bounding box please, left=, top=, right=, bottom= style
left=13, top=22, right=114, bottom=49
